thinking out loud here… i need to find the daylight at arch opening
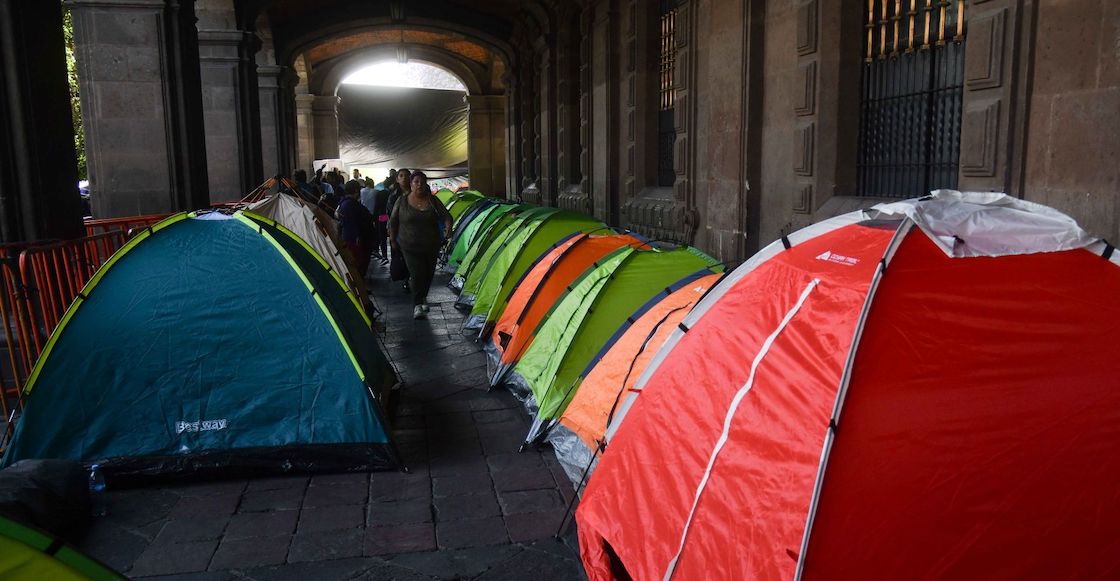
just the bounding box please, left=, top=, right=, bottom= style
left=341, top=61, right=467, bottom=92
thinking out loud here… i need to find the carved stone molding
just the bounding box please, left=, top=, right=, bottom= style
left=796, top=0, right=818, bottom=56
left=795, top=61, right=817, bottom=117
left=965, top=9, right=1006, bottom=90
left=793, top=184, right=813, bottom=214
left=794, top=122, right=815, bottom=176
left=960, top=99, right=1000, bottom=177
left=621, top=190, right=695, bottom=244
left=558, top=187, right=594, bottom=215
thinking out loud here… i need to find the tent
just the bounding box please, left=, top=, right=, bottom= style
left=445, top=190, right=487, bottom=224
left=486, top=234, right=646, bottom=384
left=509, top=246, right=721, bottom=446
left=576, top=191, right=1120, bottom=580
left=1, top=212, right=400, bottom=480
left=460, top=210, right=605, bottom=327
left=450, top=205, right=541, bottom=292
left=0, top=516, right=123, bottom=580
left=455, top=206, right=563, bottom=306
left=246, top=192, right=371, bottom=312
left=444, top=202, right=524, bottom=273
left=434, top=188, right=456, bottom=205
left=548, top=270, right=722, bottom=484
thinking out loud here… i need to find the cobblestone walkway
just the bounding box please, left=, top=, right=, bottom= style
left=80, top=262, right=586, bottom=580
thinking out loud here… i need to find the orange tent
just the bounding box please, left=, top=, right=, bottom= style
left=549, top=271, right=722, bottom=483
left=486, top=233, right=644, bottom=386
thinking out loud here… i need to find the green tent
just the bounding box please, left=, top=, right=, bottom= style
left=455, top=206, right=559, bottom=303
left=446, top=202, right=524, bottom=273
left=0, top=212, right=400, bottom=480
left=450, top=205, right=533, bottom=292
left=0, top=516, right=123, bottom=580
left=434, top=188, right=456, bottom=205
left=462, top=211, right=605, bottom=332
left=445, top=191, right=487, bottom=225
left=509, top=245, right=721, bottom=445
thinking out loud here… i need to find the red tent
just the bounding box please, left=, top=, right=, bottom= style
left=576, top=191, right=1120, bottom=580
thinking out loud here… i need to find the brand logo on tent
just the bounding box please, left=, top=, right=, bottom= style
left=815, top=250, right=860, bottom=266
left=176, top=419, right=228, bottom=434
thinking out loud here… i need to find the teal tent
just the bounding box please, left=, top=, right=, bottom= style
left=1, top=212, right=400, bottom=481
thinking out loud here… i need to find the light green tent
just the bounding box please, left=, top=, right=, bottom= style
left=445, top=202, right=523, bottom=273
left=462, top=211, right=605, bottom=332
left=434, top=188, right=456, bottom=205
left=508, top=245, right=721, bottom=446
left=0, top=517, right=123, bottom=580
left=445, top=191, right=487, bottom=224
left=450, top=205, right=535, bottom=292
left=455, top=206, right=560, bottom=304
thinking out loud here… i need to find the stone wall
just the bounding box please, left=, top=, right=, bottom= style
left=1022, top=0, right=1120, bottom=242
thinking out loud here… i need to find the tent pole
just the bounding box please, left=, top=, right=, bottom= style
left=554, top=442, right=603, bottom=539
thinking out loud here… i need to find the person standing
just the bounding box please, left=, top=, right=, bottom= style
left=387, top=169, right=412, bottom=287
left=337, top=180, right=376, bottom=277
left=389, top=171, right=452, bottom=319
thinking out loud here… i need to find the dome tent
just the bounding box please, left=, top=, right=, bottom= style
left=443, top=201, right=523, bottom=274
left=485, top=233, right=646, bottom=386
left=577, top=191, right=1120, bottom=580
left=1, top=212, right=401, bottom=481
left=0, top=516, right=123, bottom=580
left=450, top=205, right=532, bottom=292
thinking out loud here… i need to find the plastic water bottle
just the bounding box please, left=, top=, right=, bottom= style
left=88, top=464, right=107, bottom=517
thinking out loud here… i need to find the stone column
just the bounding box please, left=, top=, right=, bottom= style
left=0, top=0, right=85, bottom=241
left=258, top=65, right=294, bottom=179
left=67, top=0, right=209, bottom=217
left=294, top=93, right=315, bottom=172
left=197, top=29, right=262, bottom=202
left=467, top=95, right=507, bottom=196
left=311, top=95, right=340, bottom=162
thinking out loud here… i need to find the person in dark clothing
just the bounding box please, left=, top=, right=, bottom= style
left=389, top=171, right=452, bottom=319
left=387, top=169, right=412, bottom=289
left=336, top=180, right=376, bottom=277
left=372, top=182, right=390, bottom=263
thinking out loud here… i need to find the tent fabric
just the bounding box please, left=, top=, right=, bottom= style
left=246, top=193, right=371, bottom=312
left=455, top=206, right=559, bottom=302
left=510, top=247, right=721, bottom=445
left=446, top=191, right=487, bottom=224
left=548, top=271, right=722, bottom=484
left=0, top=516, right=123, bottom=580
left=1, top=213, right=400, bottom=480
left=434, top=188, right=455, bottom=205
left=450, top=207, right=527, bottom=292
left=446, top=202, right=523, bottom=273
left=486, top=234, right=645, bottom=385
left=576, top=193, right=1120, bottom=581
left=463, top=211, right=606, bottom=332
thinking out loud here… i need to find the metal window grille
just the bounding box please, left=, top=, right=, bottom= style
left=658, top=2, right=678, bottom=187
left=857, top=0, right=968, bottom=198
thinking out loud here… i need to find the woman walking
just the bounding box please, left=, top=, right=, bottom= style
left=389, top=171, right=453, bottom=319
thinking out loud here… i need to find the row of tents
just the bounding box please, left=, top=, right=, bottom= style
left=440, top=190, right=1120, bottom=580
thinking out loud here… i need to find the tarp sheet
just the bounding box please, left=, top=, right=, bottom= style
left=338, top=85, right=468, bottom=177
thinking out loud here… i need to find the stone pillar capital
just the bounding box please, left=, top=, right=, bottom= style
left=311, top=94, right=341, bottom=112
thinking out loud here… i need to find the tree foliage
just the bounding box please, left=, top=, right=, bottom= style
left=63, top=8, right=86, bottom=181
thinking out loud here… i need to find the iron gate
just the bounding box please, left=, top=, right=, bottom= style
left=857, top=0, right=967, bottom=198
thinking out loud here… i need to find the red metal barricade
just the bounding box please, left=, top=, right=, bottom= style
left=84, top=213, right=173, bottom=237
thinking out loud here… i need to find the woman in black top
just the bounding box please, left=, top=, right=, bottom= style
left=388, top=171, right=452, bottom=319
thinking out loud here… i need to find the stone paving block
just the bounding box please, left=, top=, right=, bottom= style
left=78, top=522, right=150, bottom=573
left=475, top=544, right=586, bottom=581
left=176, top=480, right=248, bottom=498
left=433, top=492, right=501, bottom=521
left=389, top=545, right=523, bottom=580
left=469, top=393, right=520, bottom=411
left=240, top=558, right=431, bottom=581
left=487, top=452, right=545, bottom=473
left=302, top=482, right=368, bottom=507
left=435, top=516, right=509, bottom=550
left=473, top=408, right=523, bottom=424
left=238, top=486, right=305, bottom=512
left=497, top=489, right=565, bottom=515
left=245, top=475, right=310, bottom=492
left=429, top=453, right=489, bottom=477
left=128, top=539, right=218, bottom=577
left=105, top=489, right=180, bottom=528
left=167, top=493, right=240, bottom=520
left=364, top=523, right=438, bottom=555
left=298, top=504, right=366, bottom=532
left=310, top=472, right=370, bottom=487
left=367, top=497, right=434, bottom=526
left=503, top=510, right=568, bottom=543
left=287, top=529, right=364, bottom=563
left=432, top=473, right=492, bottom=497
left=152, top=517, right=228, bottom=544
left=370, top=472, right=431, bottom=502
left=490, top=467, right=557, bottom=493
left=224, top=510, right=299, bottom=540
left=209, top=535, right=291, bottom=570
